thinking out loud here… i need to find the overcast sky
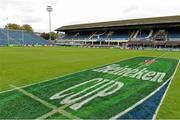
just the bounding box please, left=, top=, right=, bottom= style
left=0, top=0, right=180, bottom=32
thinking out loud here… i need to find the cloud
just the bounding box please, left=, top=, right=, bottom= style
left=23, top=17, right=43, bottom=23
left=1, top=0, right=180, bottom=32
left=122, top=5, right=139, bottom=14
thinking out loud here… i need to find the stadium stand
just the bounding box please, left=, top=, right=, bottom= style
left=0, top=30, right=8, bottom=45
left=0, top=28, right=51, bottom=46
left=111, top=31, right=129, bottom=40
left=168, top=29, right=180, bottom=40
left=56, top=15, right=180, bottom=49
left=136, top=30, right=150, bottom=39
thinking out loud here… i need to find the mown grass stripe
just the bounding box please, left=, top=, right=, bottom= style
left=10, top=85, right=80, bottom=119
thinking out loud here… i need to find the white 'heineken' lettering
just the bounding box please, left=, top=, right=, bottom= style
left=142, top=71, right=156, bottom=81
left=130, top=68, right=148, bottom=79
left=92, top=64, right=166, bottom=83
left=151, top=72, right=166, bottom=82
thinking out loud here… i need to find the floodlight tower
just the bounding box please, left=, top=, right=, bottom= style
left=46, top=5, right=53, bottom=40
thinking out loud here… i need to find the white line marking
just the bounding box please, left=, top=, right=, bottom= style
left=10, top=85, right=56, bottom=109
left=37, top=105, right=80, bottom=120
left=10, top=85, right=80, bottom=119
left=37, top=109, right=58, bottom=119
left=37, top=103, right=71, bottom=119
left=152, top=59, right=180, bottom=120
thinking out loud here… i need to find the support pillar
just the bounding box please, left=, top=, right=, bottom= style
left=108, top=41, right=110, bottom=47
left=85, top=41, right=87, bottom=45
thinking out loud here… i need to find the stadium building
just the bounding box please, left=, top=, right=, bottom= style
left=56, top=15, right=180, bottom=49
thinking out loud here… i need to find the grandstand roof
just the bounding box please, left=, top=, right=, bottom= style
left=56, top=15, right=180, bottom=31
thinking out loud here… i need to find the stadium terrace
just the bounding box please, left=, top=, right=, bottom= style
left=92, top=64, right=166, bottom=83
left=0, top=29, right=52, bottom=46
left=56, top=15, right=180, bottom=49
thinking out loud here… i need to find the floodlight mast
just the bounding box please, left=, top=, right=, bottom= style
left=46, top=5, right=53, bottom=41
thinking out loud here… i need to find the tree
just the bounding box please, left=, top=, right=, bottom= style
left=5, top=23, right=34, bottom=32
left=50, top=32, right=58, bottom=40
left=22, top=24, right=34, bottom=32
left=5, top=23, right=21, bottom=30
left=40, top=32, right=50, bottom=40
left=40, top=32, right=58, bottom=40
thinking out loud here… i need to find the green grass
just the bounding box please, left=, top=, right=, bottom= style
left=0, top=46, right=180, bottom=119
left=0, top=56, right=177, bottom=119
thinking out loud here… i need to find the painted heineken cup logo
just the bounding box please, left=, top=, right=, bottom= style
left=49, top=59, right=167, bottom=111
left=50, top=78, right=124, bottom=110
left=2, top=57, right=177, bottom=119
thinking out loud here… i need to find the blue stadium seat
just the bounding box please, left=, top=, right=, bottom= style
left=111, top=31, right=129, bottom=40
left=137, top=30, right=150, bottom=39
left=168, top=29, right=180, bottom=40
left=0, top=29, right=51, bottom=46
left=0, top=30, right=8, bottom=45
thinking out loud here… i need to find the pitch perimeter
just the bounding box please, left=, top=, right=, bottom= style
left=0, top=57, right=179, bottom=119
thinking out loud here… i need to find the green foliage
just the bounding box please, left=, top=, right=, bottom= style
left=5, top=23, right=21, bottom=30
left=40, top=32, right=58, bottom=40
left=22, top=24, right=34, bottom=32
left=5, top=23, right=34, bottom=32
left=50, top=32, right=58, bottom=40
left=40, top=32, right=49, bottom=40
